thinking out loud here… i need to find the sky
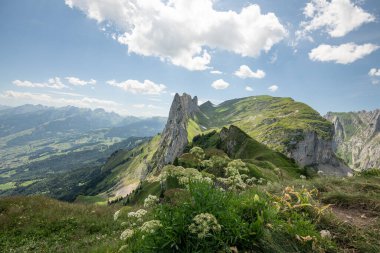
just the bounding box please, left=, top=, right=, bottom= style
left=0, top=0, right=379, bottom=117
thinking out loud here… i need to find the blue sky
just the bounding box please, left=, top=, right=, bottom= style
left=0, top=0, right=379, bottom=117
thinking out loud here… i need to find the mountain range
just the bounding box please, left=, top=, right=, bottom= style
left=0, top=105, right=166, bottom=199
left=1, top=95, right=380, bottom=252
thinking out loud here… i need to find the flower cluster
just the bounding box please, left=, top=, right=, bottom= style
left=144, top=195, right=159, bottom=208
left=161, top=165, right=213, bottom=187
left=245, top=177, right=257, bottom=185
left=140, top=220, right=162, bottom=234
left=217, top=160, right=250, bottom=191
left=190, top=146, right=205, bottom=160
left=120, top=228, right=134, bottom=240
left=128, top=209, right=147, bottom=223
left=114, top=209, right=121, bottom=221
left=188, top=213, right=221, bottom=239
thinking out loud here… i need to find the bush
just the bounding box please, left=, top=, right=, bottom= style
left=118, top=182, right=332, bottom=253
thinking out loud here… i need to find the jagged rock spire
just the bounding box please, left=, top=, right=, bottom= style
left=152, top=93, right=199, bottom=168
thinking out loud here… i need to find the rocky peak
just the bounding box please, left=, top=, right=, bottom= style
left=325, top=110, right=380, bottom=171
left=152, top=93, right=200, bottom=168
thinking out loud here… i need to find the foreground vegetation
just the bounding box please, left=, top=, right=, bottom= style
left=1, top=166, right=379, bottom=252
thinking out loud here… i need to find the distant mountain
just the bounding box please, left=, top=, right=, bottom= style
left=0, top=105, right=11, bottom=111
left=0, top=104, right=166, bottom=196
left=325, top=110, right=380, bottom=171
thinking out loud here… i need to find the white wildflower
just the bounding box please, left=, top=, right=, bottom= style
left=140, top=220, right=162, bottom=234
left=144, top=195, right=159, bottom=208
left=257, top=178, right=265, bottom=184
left=320, top=230, right=331, bottom=239
left=118, top=245, right=128, bottom=252
left=120, top=229, right=134, bottom=240
left=246, top=177, right=257, bottom=185
left=128, top=209, right=147, bottom=223
left=161, top=165, right=212, bottom=188
left=114, top=210, right=121, bottom=221
left=188, top=213, right=221, bottom=239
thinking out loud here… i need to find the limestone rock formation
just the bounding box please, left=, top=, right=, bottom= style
left=289, top=131, right=351, bottom=176
left=153, top=93, right=199, bottom=168
left=326, top=110, right=380, bottom=171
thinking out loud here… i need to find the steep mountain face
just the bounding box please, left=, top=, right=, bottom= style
left=153, top=93, right=200, bottom=168
left=152, top=94, right=350, bottom=175
left=325, top=110, right=380, bottom=171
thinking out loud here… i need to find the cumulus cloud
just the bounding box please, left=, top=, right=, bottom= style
left=107, top=79, right=166, bottom=95
left=0, top=90, right=129, bottom=115
left=369, top=68, right=380, bottom=85
left=309, top=43, right=379, bottom=64
left=299, top=0, right=375, bottom=38
left=211, top=79, right=230, bottom=90
left=234, top=65, right=266, bottom=79
left=268, top=85, right=278, bottom=92
left=65, top=0, right=287, bottom=71
left=369, top=68, right=380, bottom=77
left=13, top=77, right=66, bottom=89
left=245, top=86, right=253, bottom=92
left=210, top=70, right=223, bottom=75
left=65, top=77, right=96, bottom=86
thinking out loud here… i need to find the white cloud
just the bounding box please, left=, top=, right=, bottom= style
left=49, top=91, right=85, bottom=97
left=0, top=90, right=129, bottom=115
left=13, top=77, right=66, bottom=89
left=369, top=68, right=380, bottom=77
left=245, top=86, right=253, bottom=92
left=132, top=104, right=161, bottom=109
left=268, top=85, right=278, bottom=92
left=211, top=79, right=230, bottom=90
left=132, top=104, right=146, bottom=109
left=65, top=0, right=287, bottom=71
left=107, top=79, right=166, bottom=95
left=210, top=70, right=223, bottom=75
left=369, top=68, right=380, bottom=85
left=309, top=43, right=379, bottom=64
left=299, top=0, right=375, bottom=38
left=234, top=65, right=265, bottom=79
left=65, top=76, right=96, bottom=86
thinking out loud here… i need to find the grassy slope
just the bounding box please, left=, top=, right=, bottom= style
left=1, top=172, right=379, bottom=252
left=76, top=135, right=161, bottom=203
left=265, top=171, right=380, bottom=253
left=197, top=96, right=333, bottom=153
left=0, top=196, right=124, bottom=252
left=189, top=126, right=301, bottom=180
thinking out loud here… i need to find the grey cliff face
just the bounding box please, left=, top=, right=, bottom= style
left=326, top=110, right=380, bottom=171
left=289, top=131, right=351, bottom=176
left=153, top=93, right=199, bottom=168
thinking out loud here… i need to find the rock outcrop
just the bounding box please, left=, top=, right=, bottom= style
left=152, top=93, right=199, bottom=168
left=289, top=131, right=351, bottom=176
left=325, top=110, right=380, bottom=171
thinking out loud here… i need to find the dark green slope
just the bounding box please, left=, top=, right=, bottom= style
left=189, top=125, right=301, bottom=178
